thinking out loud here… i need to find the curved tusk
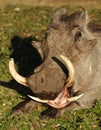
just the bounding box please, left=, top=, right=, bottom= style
left=9, top=58, right=29, bottom=87
left=60, top=55, right=75, bottom=87
left=67, top=94, right=84, bottom=102
left=28, top=95, right=49, bottom=103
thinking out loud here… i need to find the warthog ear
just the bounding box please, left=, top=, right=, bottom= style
left=52, top=8, right=67, bottom=23
left=74, top=8, right=88, bottom=27
left=51, top=8, right=67, bottom=29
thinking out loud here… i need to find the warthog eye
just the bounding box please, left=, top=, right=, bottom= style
left=74, top=31, right=82, bottom=42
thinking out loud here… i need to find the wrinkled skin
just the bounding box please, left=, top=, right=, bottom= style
left=11, top=8, right=101, bottom=118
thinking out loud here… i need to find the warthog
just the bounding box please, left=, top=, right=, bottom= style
left=9, top=8, right=101, bottom=118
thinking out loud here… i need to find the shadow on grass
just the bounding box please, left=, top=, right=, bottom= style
left=0, top=35, right=42, bottom=96
left=10, top=35, right=42, bottom=76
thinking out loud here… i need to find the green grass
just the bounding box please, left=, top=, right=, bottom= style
left=0, top=4, right=101, bottom=130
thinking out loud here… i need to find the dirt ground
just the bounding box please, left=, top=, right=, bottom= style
left=0, top=0, right=101, bottom=7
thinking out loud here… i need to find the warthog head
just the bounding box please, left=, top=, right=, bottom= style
left=9, top=8, right=101, bottom=118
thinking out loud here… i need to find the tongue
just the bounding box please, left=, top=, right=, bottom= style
left=47, top=87, right=70, bottom=109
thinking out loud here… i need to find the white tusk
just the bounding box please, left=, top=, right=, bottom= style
left=28, top=95, right=49, bottom=103
left=28, top=93, right=84, bottom=109
left=67, top=94, right=84, bottom=102
left=60, top=55, right=75, bottom=87
left=9, top=58, right=28, bottom=86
